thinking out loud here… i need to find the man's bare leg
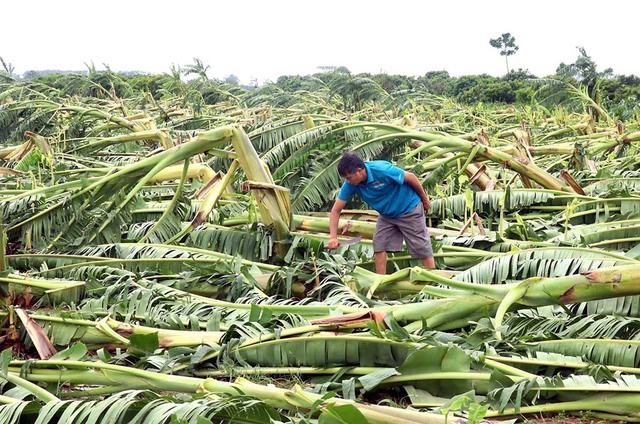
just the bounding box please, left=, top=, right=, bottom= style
left=375, top=251, right=387, bottom=274
left=422, top=257, right=435, bottom=269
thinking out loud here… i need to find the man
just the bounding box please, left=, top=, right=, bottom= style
left=327, top=152, right=435, bottom=274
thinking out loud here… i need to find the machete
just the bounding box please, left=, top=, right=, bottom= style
left=324, top=236, right=362, bottom=249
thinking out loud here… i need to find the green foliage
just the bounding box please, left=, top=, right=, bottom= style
left=0, top=390, right=288, bottom=424
left=439, top=391, right=488, bottom=424
left=185, top=223, right=274, bottom=263
left=318, top=404, right=369, bottom=424
left=2, top=60, right=640, bottom=423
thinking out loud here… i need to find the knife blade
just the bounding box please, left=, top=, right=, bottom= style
left=325, top=236, right=362, bottom=249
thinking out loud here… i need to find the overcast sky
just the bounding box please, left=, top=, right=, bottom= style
left=2, top=0, right=638, bottom=85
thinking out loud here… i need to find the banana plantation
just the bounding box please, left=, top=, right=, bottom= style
left=1, top=66, right=640, bottom=424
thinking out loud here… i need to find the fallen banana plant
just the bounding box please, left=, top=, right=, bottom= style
left=2, top=353, right=463, bottom=424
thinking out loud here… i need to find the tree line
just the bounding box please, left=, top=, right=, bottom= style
left=2, top=47, right=639, bottom=118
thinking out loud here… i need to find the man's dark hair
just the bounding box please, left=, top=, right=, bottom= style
left=337, top=152, right=365, bottom=176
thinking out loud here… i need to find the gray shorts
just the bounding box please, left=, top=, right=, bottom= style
left=373, top=203, right=434, bottom=259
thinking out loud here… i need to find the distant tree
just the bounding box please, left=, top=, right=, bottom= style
left=535, top=47, right=614, bottom=124
left=452, top=74, right=494, bottom=98
left=22, top=70, right=41, bottom=80
left=600, top=76, right=639, bottom=102
left=183, top=58, right=210, bottom=81
left=0, top=57, right=15, bottom=75
left=126, top=73, right=164, bottom=99
left=275, top=75, right=304, bottom=91
left=453, top=74, right=499, bottom=103
left=490, top=33, right=519, bottom=74
left=248, top=77, right=259, bottom=88
left=224, top=74, right=240, bottom=85
left=556, top=47, right=613, bottom=102
left=372, top=74, right=412, bottom=93
left=327, top=73, right=388, bottom=111
left=158, top=64, right=187, bottom=98
left=504, top=68, right=536, bottom=81
left=276, top=74, right=327, bottom=94
left=416, top=71, right=453, bottom=96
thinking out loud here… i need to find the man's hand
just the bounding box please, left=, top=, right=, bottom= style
left=326, top=238, right=340, bottom=249
left=404, top=172, right=431, bottom=213
left=329, top=199, right=347, bottom=250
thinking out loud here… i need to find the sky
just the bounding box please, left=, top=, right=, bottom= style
left=2, top=0, right=638, bottom=85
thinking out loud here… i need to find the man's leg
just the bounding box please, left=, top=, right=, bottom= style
left=421, top=257, right=435, bottom=269
left=396, top=204, right=435, bottom=269
left=373, top=215, right=402, bottom=275
left=375, top=251, right=388, bottom=274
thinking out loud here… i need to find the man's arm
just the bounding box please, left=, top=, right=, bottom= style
left=404, top=171, right=430, bottom=211
left=327, top=199, right=347, bottom=249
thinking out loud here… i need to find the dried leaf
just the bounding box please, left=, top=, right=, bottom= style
left=15, top=309, right=57, bottom=359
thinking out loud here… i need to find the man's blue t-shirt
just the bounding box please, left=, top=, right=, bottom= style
left=337, top=161, right=420, bottom=218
